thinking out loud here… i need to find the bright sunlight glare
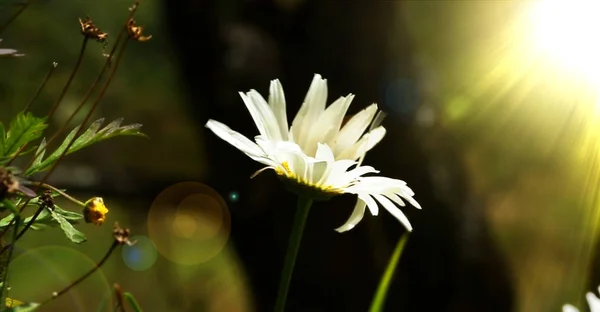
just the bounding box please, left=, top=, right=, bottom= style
left=528, top=0, right=600, bottom=86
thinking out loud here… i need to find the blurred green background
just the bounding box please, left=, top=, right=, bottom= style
left=0, top=1, right=250, bottom=311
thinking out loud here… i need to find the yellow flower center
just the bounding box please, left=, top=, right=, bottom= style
left=274, top=161, right=343, bottom=201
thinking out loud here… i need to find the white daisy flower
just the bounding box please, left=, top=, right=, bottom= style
left=563, top=286, right=600, bottom=312
left=205, top=74, right=421, bottom=232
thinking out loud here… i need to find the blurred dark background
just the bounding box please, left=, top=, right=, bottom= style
left=164, top=1, right=513, bottom=311
left=3, top=0, right=599, bottom=311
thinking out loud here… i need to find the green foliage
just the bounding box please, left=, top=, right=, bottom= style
left=50, top=210, right=86, bottom=243
left=0, top=112, right=47, bottom=165
left=0, top=203, right=85, bottom=243
left=5, top=302, right=39, bottom=312
left=25, top=118, right=145, bottom=176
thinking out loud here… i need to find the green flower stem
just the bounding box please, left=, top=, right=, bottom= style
left=0, top=199, right=21, bottom=312
left=368, top=232, right=410, bottom=312
left=124, top=292, right=143, bottom=312
left=33, top=182, right=86, bottom=207
left=274, top=196, right=313, bottom=312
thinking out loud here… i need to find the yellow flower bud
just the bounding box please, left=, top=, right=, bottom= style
left=83, top=197, right=109, bottom=225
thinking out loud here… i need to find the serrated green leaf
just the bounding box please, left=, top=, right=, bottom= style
left=0, top=203, right=82, bottom=232
left=73, top=118, right=105, bottom=147
left=53, top=205, right=84, bottom=221
left=51, top=211, right=86, bottom=243
left=0, top=112, right=47, bottom=163
left=25, top=125, right=80, bottom=176
left=0, top=209, right=52, bottom=228
left=24, top=118, right=145, bottom=175
left=31, top=138, right=47, bottom=169
left=5, top=301, right=39, bottom=311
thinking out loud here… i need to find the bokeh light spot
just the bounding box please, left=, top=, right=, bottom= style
left=228, top=191, right=240, bottom=202
left=147, top=182, right=231, bottom=265
left=122, top=235, right=158, bottom=271
left=172, top=194, right=223, bottom=240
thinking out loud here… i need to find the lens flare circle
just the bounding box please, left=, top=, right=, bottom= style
left=147, top=182, right=231, bottom=265
left=10, top=246, right=111, bottom=311
left=121, top=235, right=158, bottom=271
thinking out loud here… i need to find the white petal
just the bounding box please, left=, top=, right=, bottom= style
left=268, top=79, right=289, bottom=140
left=251, top=166, right=275, bottom=178
left=587, top=291, right=600, bottom=312
left=384, top=192, right=406, bottom=207
left=240, top=91, right=281, bottom=141
left=274, top=150, right=308, bottom=181
left=333, top=104, right=378, bottom=156
left=337, top=126, right=387, bottom=161
left=404, top=193, right=422, bottom=209
left=344, top=165, right=379, bottom=181
left=290, top=74, right=328, bottom=149
left=359, top=193, right=379, bottom=216
left=205, top=120, right=275, bottom=166
left=314, top=143, right=335, bottom=185
left=347, top=176, right=408, bottom=192
left=315, top=143, right=335, bottom=162
left=563, top=304, right=580, bottom=312
left=335, top=199, right=367, bottom=232
left=321, top=95, right=354, bottom=145
left=311, top=160, right=329, bottom=185
left=306, top=160, right=315, bottom=183
left=303, top=94, right=354, bottom=156
left=334, top=165, right=380, bottom=189
left=255, top=136, right=303, bottom=156
left=373, top=194, right=413, bottom=232
left=324, top=159, right=357, bottom=186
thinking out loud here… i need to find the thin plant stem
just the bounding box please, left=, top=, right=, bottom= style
left=114, top=284, right=126, bottom=312
left=123, top=292, right=142, bottom=312
left=39, top=241, right=119, bottom=306
left=46, top=38, right=89, bottom=119
left=0, top=29, right=133, bottom=253
left=274, top=196, right=313, bottom=312
left=368, top=232, right=410, bottom=312
left=23, top=61, right=59, bottom=114
left=23, top=2, right=139, bottom=174
left=10, top=39, right=130, bottom=243
left=0, top=0, right=30, bottom=36
left=4, top=62, right=59, bottom=167
left=0, top=199, right=21, bottom=312
left=29, top=181, right=86, bottom=206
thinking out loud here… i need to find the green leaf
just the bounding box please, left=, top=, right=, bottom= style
left=53, top=205, right=84, bottom=221
left=0, top=112, right=47, bottom=163
left=24, top=118, right=145, bottom=175
left=5, top=302, right=40, bottom=311
left=30, top=138, right=47, bottom=169
left=123, top=292, right=143, bottom=312
left=0, top=203, right=83, bottom=233
left=0, top=209, right=51, bottom=229
left=51, top=211, right=86, bottom=243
